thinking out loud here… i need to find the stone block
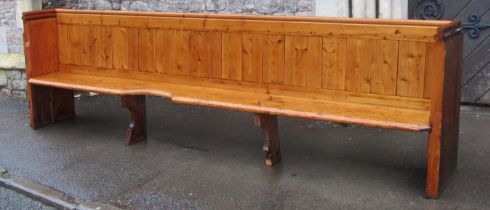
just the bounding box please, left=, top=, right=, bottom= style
left=7, top=79, right=12, bottom=90
left=12, top=79, right=25, bottom=90
left=94, top=0, right=112, bottom=10
left=12, top=90, right=26, bottom=99
left=206, top=0, right=225, bottom=12
left=284, top=0, right=298, bottom=13
left=189, top=0, right=206, bottom=12
left=0, top=70, right=5, bottom=87
left=0, top=53, right=26, bottom=70
left=0, top=27, right=8, bottom=54
left=129, top=1, right=149, bottom=11
left=1, top=88, right=12, bottom=97
left=256, top=0, right=284, bottom=14
left=6, top=70, right=21, bottom=80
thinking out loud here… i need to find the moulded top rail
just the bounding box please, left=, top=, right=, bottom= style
left=24, top=9, right=459, bottom=29
left=23, top=9, right=460, bottom=42
left=24, top=9, right=460, bottom=29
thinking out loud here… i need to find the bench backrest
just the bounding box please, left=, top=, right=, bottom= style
left=23, top=9, right=461, bottom=111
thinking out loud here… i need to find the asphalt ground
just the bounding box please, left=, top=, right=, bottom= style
left=0, top=94, right=489, bottom=209
left=0, top=186, right=55, bottom=210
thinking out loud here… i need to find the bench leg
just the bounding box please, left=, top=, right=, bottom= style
left=254, top=113, right=282, bottom=166
left=121, top=95, right=147, bottom=145
left=28, top=84, right=75, bottom=129
left=426, top=122, right=459, bottom=199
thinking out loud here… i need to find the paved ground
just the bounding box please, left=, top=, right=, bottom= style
left=0, top=95, right=489, bottom=210
left=0, top=187, right=55, bottom=210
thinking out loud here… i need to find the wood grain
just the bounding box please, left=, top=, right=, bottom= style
left=29, top=72, right=432, bottom=131
left=255, top=113, right=282, bottom=166
left=322, top=37, right=347, bottom=90
left=263, top=34, right=285, bottom=84
left=190, top=31, right=222, bottom=78
left=242, top=33, right=263, bottom=83
left=95, top=26, right=113, bottom=68
left=29, top=85, right=75, bottom=129
left=222, top=32, right=242, bottom=80
left=25, top=10, right=463, bottom=199
left=54, top=9, right=456, bottom=42
left=138, top=28, right=156, bottom=72
left=121, top=95, right=147, bottom=145
left=59, top=64, right=432, bottom=111
left=57, top=24, right=70, bottom=65
left=155, top=29, right=173, bottom=74
left=306, top=36, right=322, bottom=89
left=370, top=40, right=399, bottom=95
left=80, top=25, right=95, bottom=66
left=24, top=17, right=74, bottom=129
left=397, top=41, right=427, bottom=98
left=24, top=18, right=58, bottom=78
left=128, top=28, right=139, bottom=71
left=112, top=27, right=130, bottom=70
left=345, top=39, right=372, bottom=93
left=285, top=36, right=308, bottom=87
left=172, top=30, right=191, bottom=75
left=426, top=34, right=463, bottom=199
left=68, top=25, right=82, bottom=65
left=424, top=42, right=437, bottom=99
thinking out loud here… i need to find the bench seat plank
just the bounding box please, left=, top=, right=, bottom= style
left=29, top=72, right=430, bottom=131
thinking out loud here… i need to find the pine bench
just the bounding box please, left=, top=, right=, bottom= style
left=23, top=9, right=463, bottom=198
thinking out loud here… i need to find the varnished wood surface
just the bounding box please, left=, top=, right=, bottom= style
left=29, top=85, right=75, bottom=129
left=54, top=15, right=447, bottom=101
left=426, top=32, right=463, bottom=199
left=29, top=72, right=431, bottom=131
left=59, top=65, right=431, bottom=111
left=255, top=114, right=282, bottom=166
left=23, top=10, right=463, bottom=198
left=121, top=95, right=147, bottom=145
left=25, top=9, right=458, bottom=29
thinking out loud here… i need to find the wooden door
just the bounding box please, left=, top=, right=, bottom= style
left=410, top=0, right=490, bottom=105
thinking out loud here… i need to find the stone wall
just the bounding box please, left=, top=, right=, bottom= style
left=3, top=70, right=26, bottom=98
left=0, top=0, right=40, bottom=54
left=42, top=0, right=314, bottom=16
left=0, top=0, right=21, bottom=54
left=0, top=54, right=26, bottom=98
left=0, top=1, right=39, bottom=99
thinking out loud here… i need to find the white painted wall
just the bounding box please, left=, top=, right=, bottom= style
left=352, top=0, right=376, bottom=18
left=314, top=0, right=350, bottom=17
left=314, top=0, right=408, bottom=19
left=16, top=0, right=42, bottom=28
left=0, top=0, right=41, bottom=54
left=388, top=0, right=408, bottom=19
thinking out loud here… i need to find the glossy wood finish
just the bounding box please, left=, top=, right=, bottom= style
left=121, top=96, right=147, bottom=145
left=50, top=9, right=459, bottom=101
left=23, top=12, right=75, bottom=129
left=23, top=9, right=462, bottom=199
left=254, top=114, right=281, bottom=166
left=28, top=85, right=75, bottom=129
left=29, top=72, right=431, bottom=131
left=426, top=33, right=463, bottom=199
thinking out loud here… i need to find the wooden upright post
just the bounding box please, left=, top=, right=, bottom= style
left=29, top=85, right=75, bottom=129
left=425, top=32, right=463, bottom=199
left=254, top=113, right=282, bottom=166
left=121, top=95, right=147, bottom=145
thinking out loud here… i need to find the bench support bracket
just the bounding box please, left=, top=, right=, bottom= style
left=121, top=95, right=147, bottom=145
left=254, top=113, right=282, bottom=166
left=28, top=85, right=75, bottom=129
